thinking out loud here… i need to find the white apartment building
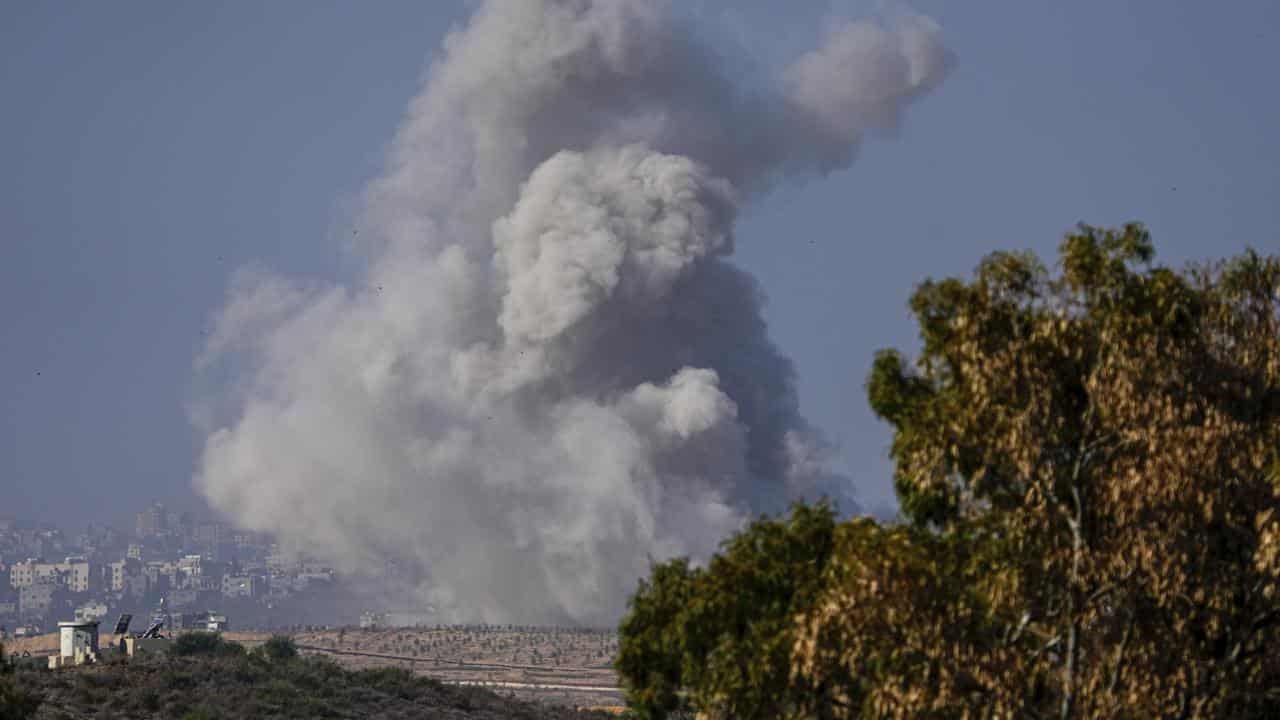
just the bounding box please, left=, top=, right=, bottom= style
left=9, top=557, right=94, bottom=593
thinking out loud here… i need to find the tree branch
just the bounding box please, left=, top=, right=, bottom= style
left=1227, top=608, right=1280, bottom=665
left=1106, top=611, right=1134, bottom=695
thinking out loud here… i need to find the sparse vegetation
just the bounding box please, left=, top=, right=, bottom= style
left=13, top=641, right=614, bottom=719
left=1, top=640, right=42, bottom=720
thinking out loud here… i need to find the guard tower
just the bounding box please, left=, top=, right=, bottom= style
left=50, top=619, right=99, bottom=668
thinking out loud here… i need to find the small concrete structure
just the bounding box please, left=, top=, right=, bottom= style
left=123, top=636, right=172, bottom=657
left=50, top=619, right=99, bottom=668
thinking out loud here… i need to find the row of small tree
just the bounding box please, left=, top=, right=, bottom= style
left=618, top=226, right=1280, bottom=718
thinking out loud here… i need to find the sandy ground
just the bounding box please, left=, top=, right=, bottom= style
left=4, top=632, right=58, bottom=656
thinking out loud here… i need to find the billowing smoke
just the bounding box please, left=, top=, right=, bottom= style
left=193, top=0, right=950, bottom=625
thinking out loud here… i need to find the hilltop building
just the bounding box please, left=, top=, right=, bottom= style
left=49, top=619, right=99, bottom=668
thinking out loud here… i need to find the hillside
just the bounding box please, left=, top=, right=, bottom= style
left=10, top=641, right=618, bottom=720
left=6, top=626, right=624, bottom=709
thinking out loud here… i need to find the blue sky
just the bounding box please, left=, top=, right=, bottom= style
left=2, top=1, right=1277, bottom=529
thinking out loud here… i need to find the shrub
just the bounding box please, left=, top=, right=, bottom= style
left=254, top=635, right=299, bottom=662
left=130, top=688, right=162, bottom=713
left=0, top=640, right=43, bottom=720
left=171, top=632, right=246, bottom=658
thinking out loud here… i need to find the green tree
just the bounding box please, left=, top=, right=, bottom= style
left=618, top=500, right=838, bottom=719
left=616, top=558, right=695, bottom=718
left=622, top=225, right=1280, bottom=718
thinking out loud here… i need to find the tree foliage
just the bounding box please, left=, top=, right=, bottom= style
left=620, top=225, right=1280, bottom=718
left=616, top=557, right=695, bottom=717
left=617, top=500, right=838, bottom=719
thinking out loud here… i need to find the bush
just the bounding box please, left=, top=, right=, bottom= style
left=129, top=688, right=162, bottom=713
left=255, top=635, right=299, bottom=662
left=171, top=632, right=246, bottom=658
left=0, top=640, right=43, bottom=720
left=353, top=666, right=418, bottom=698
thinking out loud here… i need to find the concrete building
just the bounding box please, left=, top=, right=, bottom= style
left=232, top=530, right=266, bottom=548
left=50, top=619, right=99, bottom=668
left=19, top=583, right=61, bottom=617
left=165, top=589, right=199, bottom=610
left=167, top=511, right=193, bottom=540
left=292, top=569, right=334, bottom=592
left=175, top=554, right=226, bottom=592
left=177, top=554, right=205, bottom=583
left=265, top=545, right=294, bottom=574
left=108, top=558, right=143, bottom=592
left=221, top=574, right=264, bottom=600
left=144, top=560, right=179, bottom=591
left=123, top=636, right=171, bottom=656
left=9, top=557, right=94, bottom=593
left=8, top=560, right=34, bottom=588
left=135, top=502, right=167, bottom=538
left=76, top=600, right=109, bottom=622
left=195, top=522, right=228, bottom=548
left=64, top=558, right=93, bottom=593
left=108, top=559, right=147, bottom=599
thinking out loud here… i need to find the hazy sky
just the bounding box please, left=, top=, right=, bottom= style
left=3, top=1, right=1278, bottom=532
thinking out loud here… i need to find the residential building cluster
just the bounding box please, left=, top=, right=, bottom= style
left=0, top=503, right=339, bottom=638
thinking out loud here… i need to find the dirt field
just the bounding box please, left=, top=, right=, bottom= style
left=4, top=632, right=58, bottom=656
left=287, top=627, right=623, bottom=708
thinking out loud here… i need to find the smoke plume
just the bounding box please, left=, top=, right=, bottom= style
left=194, top=0, right=951, bottom=625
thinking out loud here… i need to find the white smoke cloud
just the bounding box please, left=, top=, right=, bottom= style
left=193, top=0, right=951, bottom=625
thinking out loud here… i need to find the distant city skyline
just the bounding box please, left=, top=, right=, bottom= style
left=0, top=494, right=357, bottom=634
